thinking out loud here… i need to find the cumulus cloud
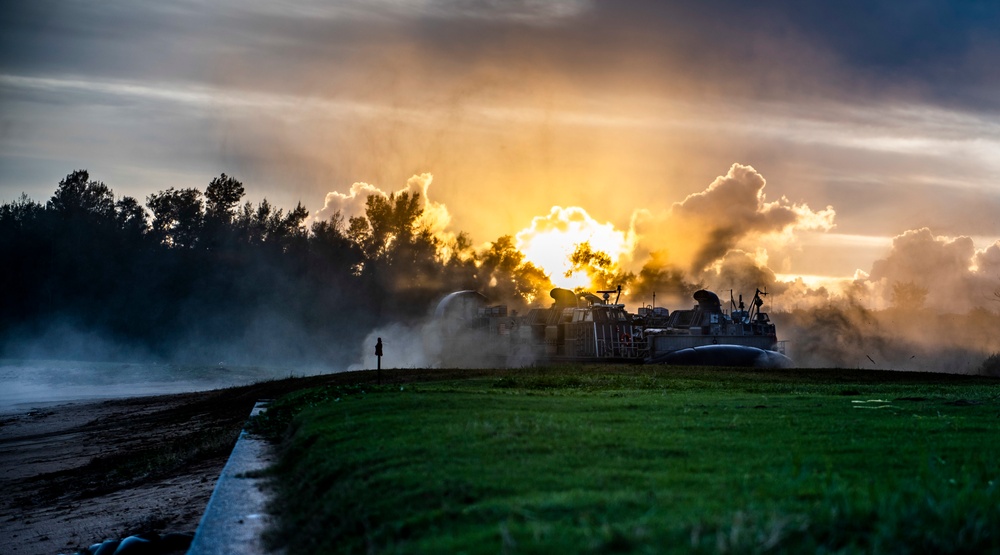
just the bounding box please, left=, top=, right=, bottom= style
left=313, top=172, right=453, bottom=241
left=869, top=228, right=975, bottom=284
left=314, top=181, right=386, bottom=222
left=498, top=164, right=843, bottom=302
left=701, top=249, right=779, bottom=296
left=774, top=230, right=1000, bottom=372
left=407, top=173, right=453, bottom=237
left=861, top=227, right=1000, bottom=311
left=631, top=163, right=836, bottom=274
left=973, top=241, right=1000, bottom=276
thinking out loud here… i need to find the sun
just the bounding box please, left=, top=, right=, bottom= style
left=514, top=206, right=630, bottom=290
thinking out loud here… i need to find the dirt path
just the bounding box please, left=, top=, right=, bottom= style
left=0, top=368, right=499, bottom=555
left=0, top=391, right=247, bottom=555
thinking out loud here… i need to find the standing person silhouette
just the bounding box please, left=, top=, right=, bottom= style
left=375, top=337, right=383, bottom=384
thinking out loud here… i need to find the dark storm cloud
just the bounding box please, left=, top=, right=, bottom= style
left=776, top=2, right=1000, bottom=100
left=0, top=2, right=214, bottom=80
left=0, top=1, right=587, bottom=91
left=584, top=1, right=1000, bottom=107
left=6, top=1, right=999, bottom=106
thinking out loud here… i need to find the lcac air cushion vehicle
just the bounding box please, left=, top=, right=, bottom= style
left=433, top=286, right=791, bottom=368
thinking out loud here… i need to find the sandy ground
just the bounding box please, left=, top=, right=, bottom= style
left=0, top=391, right=244, bottom=555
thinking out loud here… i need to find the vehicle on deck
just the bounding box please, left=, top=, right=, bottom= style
left=433, top=286, right=791, bottom=368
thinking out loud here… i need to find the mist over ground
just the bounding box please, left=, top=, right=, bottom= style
left=3, top=167, right=999, bottom=412
left=774, top=306, right=1000, bottom=373
left=0, top=359, right=305, bottom=413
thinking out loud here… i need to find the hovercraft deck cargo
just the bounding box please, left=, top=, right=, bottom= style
left=434, top=286, right=790, bottom=368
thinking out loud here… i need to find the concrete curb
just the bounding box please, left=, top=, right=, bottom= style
left=188, top=401, right=274, bottom=555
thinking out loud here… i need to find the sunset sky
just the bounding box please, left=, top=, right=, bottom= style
left=3, top=1, right=1000, bottom=309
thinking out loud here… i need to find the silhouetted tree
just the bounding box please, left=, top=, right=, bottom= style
left=204, top=173, right=245, bottom=222
left=569, top=242, right=635, bottom=293
left=0, top=194, right=47, bottom=325
left=311, top=211, right=364, bottom=273
left=359, top=191, right=423, bottom=261
left=1, top=169, right=490, bottom=364
left=233, top=198, right=308, bottom=249
left=115, top=196, right=148, bottom=235
left=274, top=202, right=310, bottom=248
left=48, top=170, right=115, bottom=220
left=147, top=187, right=204, bottom=248
left=200, top=173, right=246, bottom=250
left=477, top=235, right=550, bottom=306
left=433, top=231, right=480, bottom=294
left=339, top=191, right=452, bottom=317
left=346, top=215, right=372, bottom=259
left=0, top=193, right=44, bottom=229
left=302, top=211, right=372, bottom=336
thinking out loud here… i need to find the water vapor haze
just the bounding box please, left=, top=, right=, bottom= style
left=630, top=164, right=836, bottom=275
left=0, top=359, right=297, bottom=413
left=305, top=161, right=1000, bottom=376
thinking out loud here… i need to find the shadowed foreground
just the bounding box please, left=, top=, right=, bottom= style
left=2, top=366, right=996, bottom=554
left=0, top=370, right=439, bottom=555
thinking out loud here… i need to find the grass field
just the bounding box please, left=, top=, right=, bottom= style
left=252, top=365, right=1000, bottom=553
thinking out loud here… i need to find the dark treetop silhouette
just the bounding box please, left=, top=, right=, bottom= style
left=0, top=170, right=512, bottom=364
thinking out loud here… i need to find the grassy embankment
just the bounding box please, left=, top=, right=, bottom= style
left=252, top=366, right=1000, bottom=553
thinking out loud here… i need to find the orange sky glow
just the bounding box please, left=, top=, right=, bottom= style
left=3, top=2, right=1000, bottom=315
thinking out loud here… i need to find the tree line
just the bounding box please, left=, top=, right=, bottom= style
left=0, top=170, right=550, bottom=364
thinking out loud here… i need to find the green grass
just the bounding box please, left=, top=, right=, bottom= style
left=255, top=366, right=1000, bottom=553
